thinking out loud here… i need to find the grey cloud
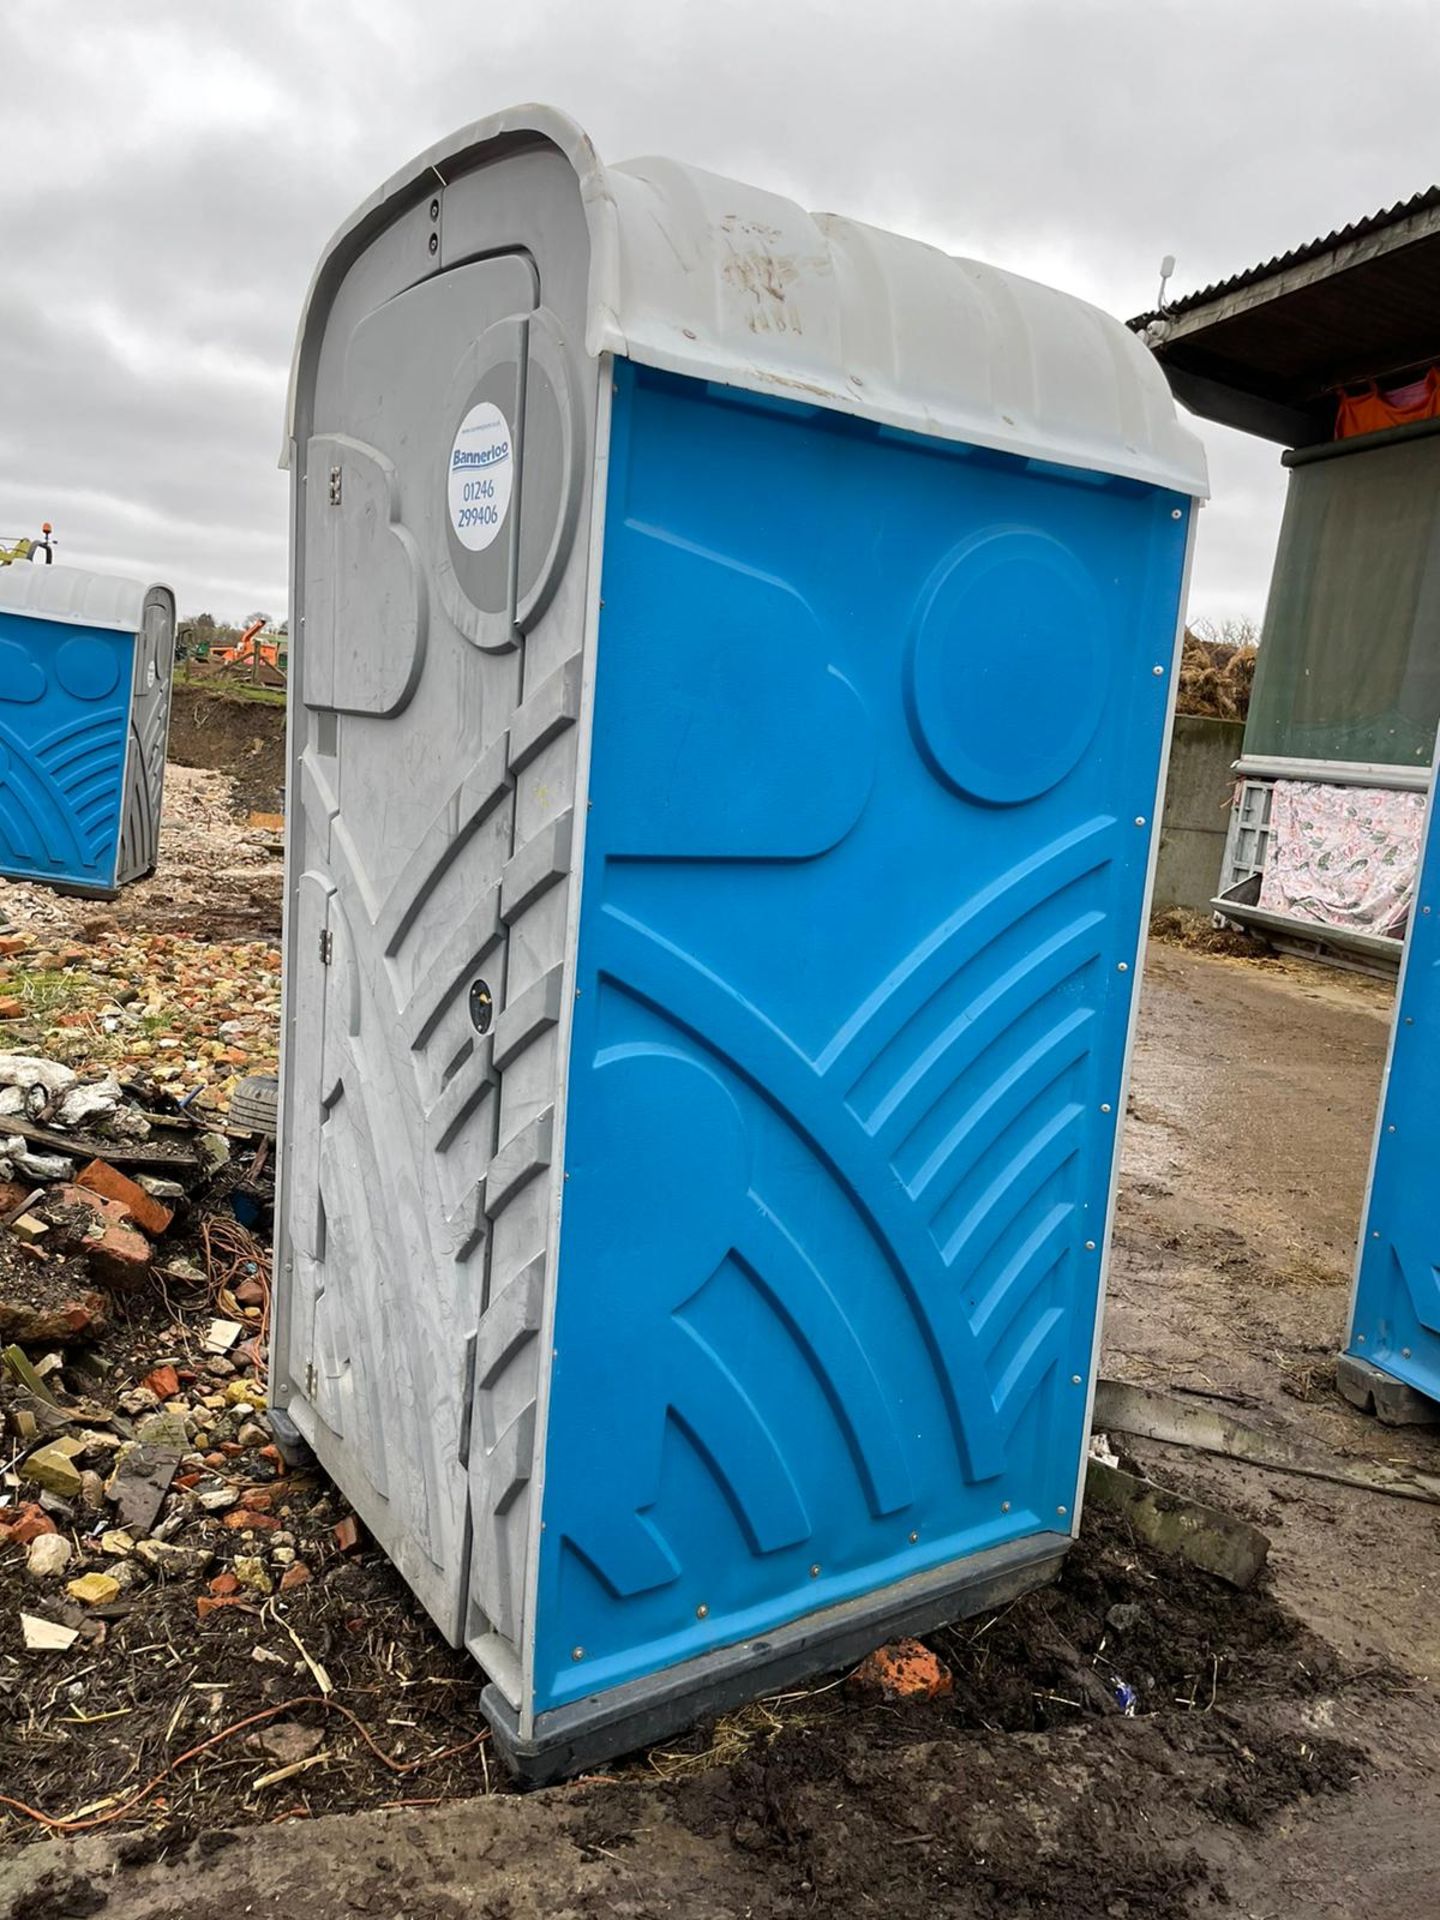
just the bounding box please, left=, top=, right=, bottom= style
left=5, top=0, right=1437, bottom=618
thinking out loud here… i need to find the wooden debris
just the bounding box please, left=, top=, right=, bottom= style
left=1094, top=1377, right=1440, bottom=1507
left=1085, top=1459, right=1269, bottom=1589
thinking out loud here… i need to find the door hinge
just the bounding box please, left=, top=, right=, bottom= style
left=318, top=927, right=333, bottom=965
left=457, top=1330, right=479, bottom=1468
left=328, top=465, right=342, bottom=505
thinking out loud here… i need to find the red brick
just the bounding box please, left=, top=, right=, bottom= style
left=196, top=1594, right=252, bottom=1620
left=76, top=1160, right=174, bottom=1238
left=278, top=1563, right=311, bottom=1592
left=223, top=1508, right=278, bottom=1531
left=0, top=1503, right=57, bottom=1546
left=207, top=1570, right=240, bottom=1596
left=47, top=1185, right=152, bottom=1285
left=143, top=1365, right=180, bottom=1400
left=333, top=1516, right=363, bottom=1554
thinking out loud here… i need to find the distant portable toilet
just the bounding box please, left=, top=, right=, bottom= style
left=0, top=563, right=175, bottom=893
left=274, top=107, right=1207, bottom=1781
left=1344, top=735, right=1440, bottom=1417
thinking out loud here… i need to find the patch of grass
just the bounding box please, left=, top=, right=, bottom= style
left=179, top=676, right=287, bottom=709
left=2, top=967, right=94, bottom=1016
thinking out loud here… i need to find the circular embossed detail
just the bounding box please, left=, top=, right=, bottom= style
left=54, top=637, right=121, bottom=702
left=906, top=529, right=1108, bottom=807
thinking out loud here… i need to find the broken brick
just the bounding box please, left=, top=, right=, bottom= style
left=333, top=1515, right=363, bottom=1554
left=0, top=1502, right=58, bottom=1547
left=0, top=934, right=30, bottom=957
left=143, top=1365, right=180, bottom=1400
left=278, top=1562, right=311, bottom=1593
left=76, top=1159, right=174, bottom=1238
left=848, top=1638, right=954, bottom=1702
left=208, top=1570, right=240, bottom=1596
left=43, top=1186, right=151, bottom=1286
left=223, top=1508, right=279, bottom=1531
left=196, top=1594, right=253, bottom=1620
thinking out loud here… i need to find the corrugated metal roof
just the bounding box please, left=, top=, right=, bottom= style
left=1133, top=186, right=1440, bottom=328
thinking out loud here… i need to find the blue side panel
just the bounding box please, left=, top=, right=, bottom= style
left=535, top=364, right=1190, bottom=1713
left=1349, top=779, right=1440, bottom=1400
left=0, top=610, right=134, bottom=889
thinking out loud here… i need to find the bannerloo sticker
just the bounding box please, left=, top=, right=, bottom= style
left=448, top=401, right=514, bottom=553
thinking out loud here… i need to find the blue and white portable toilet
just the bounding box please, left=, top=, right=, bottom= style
left=274, top=107, right=1207, bottom=1780
left=1344, top=735, right=1440, bottom=1418
left=0, top=563, right=175, bottom=894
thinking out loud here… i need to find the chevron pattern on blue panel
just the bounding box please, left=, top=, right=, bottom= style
left=535, top=364, right=1190, bottom=1711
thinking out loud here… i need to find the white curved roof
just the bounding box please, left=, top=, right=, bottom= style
left=0, top=560, right=158, bottom=633
left=289, top=105, right=1207, bottom=498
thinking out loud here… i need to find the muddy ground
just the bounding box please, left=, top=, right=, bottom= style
left=4, top=747, right=1440, bottom=1916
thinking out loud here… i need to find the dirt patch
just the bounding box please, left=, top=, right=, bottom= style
left=166, top=684, right=286, bottom=817
left=638, top=1507, right=1370, bottom=1919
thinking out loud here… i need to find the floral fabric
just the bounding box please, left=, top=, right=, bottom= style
left=1257, top=780, right=1426, bottom=939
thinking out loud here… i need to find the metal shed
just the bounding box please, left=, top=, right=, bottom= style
left=0, top=562, right=175, bottom=894
left=274, top=105, right=1206, bottom=1780
left=1132, top=191, right=1440, bottom=967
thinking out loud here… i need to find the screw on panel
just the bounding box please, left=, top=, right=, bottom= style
left=428, top=232, right=439, bottom=255
left=1057, top=1506, right=1068, bottom=1517
left=1085, top=1240, right=1096, bottom=1251
left=1170, top=508, right=1183, bottom=520
left=1134, top=816, right=1146, bottom=827
left=908, top=1531, right=919, bottom=1543
left=1001, top=1501, right=1011, bottom=1513
left=1403, top=1348, right=1413, bottom=1359
left=1372, top=1230, right=1381, bottom=1239
left=1071, top=1375, right=1082, bottom=1386
left=696, top=1604, right=709, bottom=1619
left=1388, top=1125, right=1397, bottom=1133
left=1100, top=1102, right=1112, bottom=1114
left=809, top=1564, right=821, bottom=1578
left=1152, top=664, right=1165, bottom=676
left=571, top=1647, right=585, bottom=1661
left=1357, top=1333, right=1367, bottom=1343
left=429, top=197, right=440, bottom=220
left=1116, top=961, right=1129, bottom=973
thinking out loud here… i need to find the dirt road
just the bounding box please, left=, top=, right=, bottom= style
left=5, top=934, right=1440, bottom=1918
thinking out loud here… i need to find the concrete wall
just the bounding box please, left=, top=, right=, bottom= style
left=1153, top=714, right=1246, bottom=912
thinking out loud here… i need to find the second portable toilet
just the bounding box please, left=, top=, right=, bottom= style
left=0, top=562, right=175, bottom=893
left=1344, top=732, right=1440, bottom=1420
left=274, top=106, right=1207, bottom=1780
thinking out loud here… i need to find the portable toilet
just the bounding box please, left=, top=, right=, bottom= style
left=0, top=563, right=175, bottom=893
left=1343, top=734, right=1440, bottom=1421
left=274, top=106, right=1207, bottom=1781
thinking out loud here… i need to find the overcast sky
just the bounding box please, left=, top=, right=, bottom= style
left=3, top=2, right=1436, bottom=625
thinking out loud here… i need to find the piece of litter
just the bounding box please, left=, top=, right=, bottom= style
left=204, top=1319, right=244, bottom=1355
left=21, top=1612, right=79, bottom=1652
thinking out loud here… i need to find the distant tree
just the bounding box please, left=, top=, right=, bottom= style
left=1189, top=615, right=1261, bottom=650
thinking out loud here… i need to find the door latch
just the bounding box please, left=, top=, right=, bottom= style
left=328, top=465, right=342, bottom=506
left=318, top=927, right=333, bottom=965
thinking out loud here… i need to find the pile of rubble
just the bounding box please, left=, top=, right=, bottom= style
left=0, top=1044, right=492, bottom=1841
left=0, top=1047, right=285, bottom=1651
